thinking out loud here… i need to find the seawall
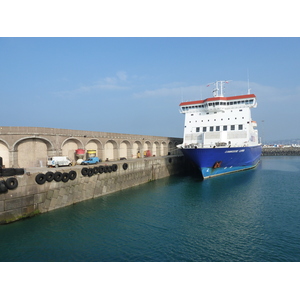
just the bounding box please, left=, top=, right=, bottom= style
left=262, top=147, right=300, bottom=156
left=0, top=155, right=187, bottom=224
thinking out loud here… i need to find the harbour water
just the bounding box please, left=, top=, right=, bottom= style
left=1, top=156, right=300, bottom=262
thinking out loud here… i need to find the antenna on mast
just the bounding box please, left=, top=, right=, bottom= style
left=207, top=80, right=231, bottom=97
left=247, top=69, right=251, bottom=94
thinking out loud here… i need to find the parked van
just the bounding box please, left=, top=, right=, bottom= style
left=47, top=156, right=72, bottom=168
left=81, top=157, right=101, bottom=165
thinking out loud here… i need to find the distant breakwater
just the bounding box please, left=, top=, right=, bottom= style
left=262, top=147, right=300, bottom=156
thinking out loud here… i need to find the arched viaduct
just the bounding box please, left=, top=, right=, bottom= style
left=0, top=127, right=182, bottom=168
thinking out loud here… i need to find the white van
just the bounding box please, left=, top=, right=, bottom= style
left=47, top=156, right=72, bottom=168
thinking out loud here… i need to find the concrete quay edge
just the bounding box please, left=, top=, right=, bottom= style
left=0, top=155, right=187, bottom=225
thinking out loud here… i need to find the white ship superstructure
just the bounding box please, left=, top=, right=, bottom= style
left=179, top=81, right=259, bottom=149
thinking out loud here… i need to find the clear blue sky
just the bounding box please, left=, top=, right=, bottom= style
left=1, top=37, right=300, bottom=143
left=1, top=2, right=298, bottom=293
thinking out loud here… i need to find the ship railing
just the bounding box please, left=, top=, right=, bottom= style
left=179, top=143, right=202, bottom=149
left=215, top=142, right=227, bottom=147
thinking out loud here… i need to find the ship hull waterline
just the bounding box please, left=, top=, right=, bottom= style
left=181, top=145, right=262, bottom=179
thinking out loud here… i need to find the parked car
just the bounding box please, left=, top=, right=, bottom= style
left=47, top=156, right=72, bottom=168
left=81, top=157, right=101, bottom=165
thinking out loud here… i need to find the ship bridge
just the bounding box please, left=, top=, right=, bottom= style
left=179, top=94, right=257, bottom=114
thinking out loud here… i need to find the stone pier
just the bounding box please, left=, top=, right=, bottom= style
left=0, top=155, right=188, bottom=224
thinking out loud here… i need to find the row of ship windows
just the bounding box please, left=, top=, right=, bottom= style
left=182, top=99, right=254, bottom=111
left=190, top=109, right=244, bottom=117
left=195, top=124, right=244, bottom=132
left=189, top=116, right=245, bottom=123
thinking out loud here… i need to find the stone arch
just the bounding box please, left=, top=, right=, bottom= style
left=85, top=139, right=103, bottom=160
left=0, top=138, right=10, bottom=149
left=13, top=137, right=54, bottom=168
left=173, top=140, right=181, bottom=155
left=132, top=141, right=142, bottom=158
left=152, top=141, right=160, bottom=157
left=104, top=140, right=118, bottom=161
left=161, top=142, right=167, bottom=156
left=119, top=140, right=131, bottom=159
left=168, top=141, right=176, bottom=155
left=144, top=141, right=152, bottom=157
left=13, top=136, right=54, bottom=152
left=0, top=139, right=10, bottom=167
left=61, top=138, right=84, bottom=161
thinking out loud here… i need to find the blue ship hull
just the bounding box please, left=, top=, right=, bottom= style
left=181, top=145, right=262, bottom=179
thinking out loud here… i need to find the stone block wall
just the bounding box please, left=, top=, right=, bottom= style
left=0, top=156, right=186, bottom=224
left=262, top=147, right=300, bottom=156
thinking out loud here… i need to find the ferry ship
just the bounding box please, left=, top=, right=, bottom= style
left=177, top=81, right=262, bottom=179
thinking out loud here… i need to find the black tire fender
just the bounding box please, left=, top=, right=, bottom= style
left=54, top=172, right=63, bottom=182
left=87, top=168, right=94, bottom=177
left=93, top=167, right=99, bottom=174
left=45, top=171, right=54, bottom=182
left=35, top=173, right=46, bottom=185
left=69, top=170, right=77, bottom=180
left=5, top=177, right=18, bottom=190
left=15, top=168, right=25, bottom=175
left=112, top=164, right=118, bottom=172
left=98, top=166, right=104, bottom=174
left=61, top=172, right=70, bottom=183
left=123, top=163, right=128, bottom=170
left=81, top=167, right=88, bottom=176
left=1, top=168, right=16, bottom=176
left=0, top=180, right=8, bottom=193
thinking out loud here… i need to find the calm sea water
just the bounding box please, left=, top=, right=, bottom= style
left=1, top=156, right=300, bottom=262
